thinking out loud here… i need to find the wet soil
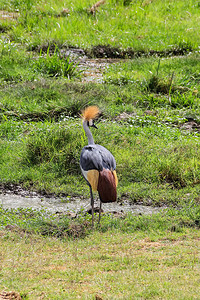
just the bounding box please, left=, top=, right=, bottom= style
left=86, top=44, right=193, bottom=59
left=36, top=44, right=194, bottom=59
left=58, top=47, right=123, bottom=83
left=30, top=45, right=196, bottom=84
left=0, top=192, right=162, bottom=216
left=0, top=291, right=22, bottom=300
left=78, top=58, right=122, bottom=83
left=179, top=120, right=200, bottom=133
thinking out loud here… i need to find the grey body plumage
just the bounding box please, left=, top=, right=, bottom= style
left=80, top=144, right=116, bottom=172
left=80, top=106, right=118, bottom=226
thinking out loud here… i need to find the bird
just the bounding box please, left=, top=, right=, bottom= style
left=80, top=106, right=118, bottom=226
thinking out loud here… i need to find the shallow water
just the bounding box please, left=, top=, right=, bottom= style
left=61, top=48, right=121, bottom=83
left=0, top=193, right=161, bottom=216
left=78, top=58, right=121, bottom=83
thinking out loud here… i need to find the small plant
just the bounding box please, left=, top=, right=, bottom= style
left=32, top=45, right=79, bottom=79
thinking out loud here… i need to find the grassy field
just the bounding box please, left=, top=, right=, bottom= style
left=1, top=227, right=200, bottom=299
left=0, top=206, right=200, bottom=299
left=0, top=54, right=199, bottom=205
left=0, top=0, right=200, bottom=298
left=0, top=0, right=199, bottom=52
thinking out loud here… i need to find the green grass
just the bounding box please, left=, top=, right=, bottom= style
left=0, top=0, right=200, bottom=53
left=1, top=200, right=200, bottom=236
left=0, top=43, right=79, bottom=84
left=104, top=54, right=200, bottom=100
left=0, top=55, right=199, bottom=203
left=0, top=114, right=199, bottom=204
left=0, top=0, right=200, bottom=298
left=0, top=53, right=199, bottom=204
left=0, top=206, right=200, bottom=299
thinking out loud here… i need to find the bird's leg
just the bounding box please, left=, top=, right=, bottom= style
left=98, top=201, right=102, bottom=224
left=89, top=186, right=94, bottom=227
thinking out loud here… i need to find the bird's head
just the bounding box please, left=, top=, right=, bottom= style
left=81, top=106, right=100, bottom=129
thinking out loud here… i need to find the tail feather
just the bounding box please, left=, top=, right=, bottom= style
left=97, top=169, right=117, bottom=203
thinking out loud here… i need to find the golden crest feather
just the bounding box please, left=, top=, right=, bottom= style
left=82, top=106, right=100, bottom=121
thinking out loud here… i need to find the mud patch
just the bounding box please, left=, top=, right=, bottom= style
left=31, top=43, right=194, bottom=60
left=0, top=193, right=161, bottom=216
left=3, top=224, right=27, bottom=238
left=78, top=58, right=121, bottom=83
left=86, top=44, right=194, bottom=59
left=180, top=121, right=200, bottom=133
left=30, top=45, right=119, bottom=83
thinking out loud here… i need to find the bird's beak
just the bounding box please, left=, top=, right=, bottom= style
left=92, top=123, right=98, bottom=129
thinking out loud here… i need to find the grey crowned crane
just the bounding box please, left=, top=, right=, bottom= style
left=80, top=106, right=118, bottom=226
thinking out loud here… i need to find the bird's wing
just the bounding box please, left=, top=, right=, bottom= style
left=96, top=144, right=116, bottom=171
left=80, top=145, right=117, bottom=193
left=80, top=145, right=103, bottom=171
left=80, top=144, right=116, bottom=171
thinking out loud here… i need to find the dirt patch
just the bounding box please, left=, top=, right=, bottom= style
left=67, top=222, right=91, bottom=238
left=78, top=58, right=121, bottom=83
left=3, top=225, right=29, bottom=238
left=136, top=237, right=168, bottom=251
left=30, top=43, right=194, bottom=59
left=0, top=10, right=19, bottom=20
left=0, top=183, right=42, bottom=197
left=180, top=121, right=200, bottom=133
left=86, top=44, right=193, bottom=59
left=169, top=116, right=200, bottom=134
left=0, top=291, right=22, bottom=300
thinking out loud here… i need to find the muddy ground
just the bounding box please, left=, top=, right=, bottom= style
left=0, top=188, right=162, bottom=216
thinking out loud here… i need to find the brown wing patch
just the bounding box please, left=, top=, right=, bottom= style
left=97, top=169, right=117, bottom=203
left=87, top=169, right=99, bottom=191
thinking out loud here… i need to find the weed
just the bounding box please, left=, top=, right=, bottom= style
left=32, top=46, right=79, bottom=79
left=0, top=43, right=79, bottom=84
